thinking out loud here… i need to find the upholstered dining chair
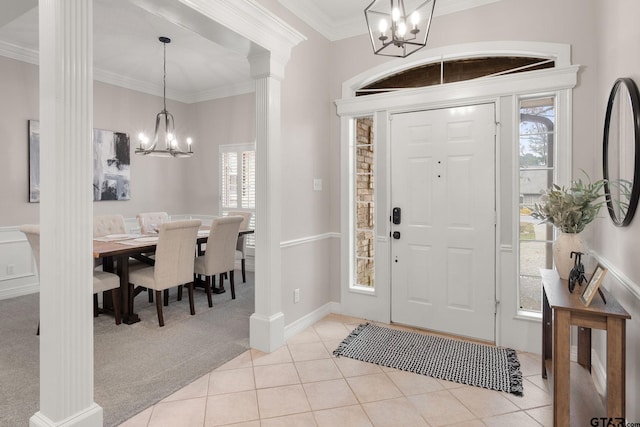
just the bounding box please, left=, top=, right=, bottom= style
left=20, top=224, right=122, bottom=331
left=95, top=214, right=156, bottom=302
left=226, top=211, right=252, bottom=283
left=93, top=213, right=127, bottom=269
left=93, top=214, right=127, bottom=237
left=192, top=216, right=243, bottom=303
left=128, top=219, right=201, bottom=327
left=136, top=211, right=169, bottom=235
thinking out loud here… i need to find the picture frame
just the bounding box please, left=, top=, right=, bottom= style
left=28, top=120, right=40, bottom=202
left=580, top=263, right=608, bottom=306
left=28, top=119, right=131, bottom=202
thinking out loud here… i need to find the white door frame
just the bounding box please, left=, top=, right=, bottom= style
left=336, top=41, right=577, bottom=351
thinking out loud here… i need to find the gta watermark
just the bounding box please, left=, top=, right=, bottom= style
left=590, top=418, right=640, bottom=427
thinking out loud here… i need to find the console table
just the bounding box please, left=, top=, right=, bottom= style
left=541, top=269, right=630, bottom=426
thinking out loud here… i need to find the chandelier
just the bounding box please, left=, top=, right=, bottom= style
left=135, top=36, right=193, bottom=158
left=365, top=0, right=436, bottom=58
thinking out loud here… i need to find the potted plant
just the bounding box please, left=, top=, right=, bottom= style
left=531, top=174, right=606, bottom=279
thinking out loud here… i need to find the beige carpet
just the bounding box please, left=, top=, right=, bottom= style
left=0, top=273, right=253, bottom=427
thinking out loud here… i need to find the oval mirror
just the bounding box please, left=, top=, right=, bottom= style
left=602, top=77, right=640, bottom=226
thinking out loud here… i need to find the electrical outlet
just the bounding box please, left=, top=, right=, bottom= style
left=7, top=264, right=15, bottom=275
left=294, top=288, right=300, bottom=303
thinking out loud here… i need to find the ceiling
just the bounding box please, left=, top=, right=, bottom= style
left=0, top=0, right=499, bottom=104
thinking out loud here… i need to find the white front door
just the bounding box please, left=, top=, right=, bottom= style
left=390, top=104, right=496, bottom=342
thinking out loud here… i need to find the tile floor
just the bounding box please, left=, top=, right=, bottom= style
left=118, top=314, right=552, bottom=427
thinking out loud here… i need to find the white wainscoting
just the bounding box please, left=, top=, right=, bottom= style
left=588, top=253, right=640, bottom=405
left=0, top=227, right=39, bottom=300
left=1, top=214, right=331, bottom=299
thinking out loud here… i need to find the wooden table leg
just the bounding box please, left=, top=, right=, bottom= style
left=116, top=255, right=140, bottom=324
left=102, top=256, right=115, bottom=311
left=553, top=309, right=570, bottom=427
left=607, top=317, right=625, bottom=419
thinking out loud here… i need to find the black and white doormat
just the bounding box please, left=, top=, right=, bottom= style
left=333, top=323, right=523, bottom=396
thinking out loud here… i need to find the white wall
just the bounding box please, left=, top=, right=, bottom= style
left=0, top=56, right=40, bottom=226
left=185, top=93, right=256, bottom=216
left=92, top=80, right=195, bottom=218
left=590, top=0, right=640, bottom=420
left=0, top=55, right=202, bottom=226
left=257, top=0, right=337, bottom=322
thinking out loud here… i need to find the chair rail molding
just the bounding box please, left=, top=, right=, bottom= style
left=280, top=232, right=341, bottom=249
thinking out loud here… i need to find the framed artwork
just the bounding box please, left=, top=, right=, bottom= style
left=28, top=120, right=131, bottom=202
left=28, top=120, right=40, bottom=202
left=580, top=263, right=608, bottom=306
left=93, top=128, right=131, bottom=201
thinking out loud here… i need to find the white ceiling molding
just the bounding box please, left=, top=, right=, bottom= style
left=435, top=0, right=501, bottom=16
left=278, top=0, right=502, bottom=42
left=0, top=40, right=37, bottom=65
left=0, top=0, right=305, bottom=104
left=177, top=0, right=306, bottom=67
left=185, top=80, right=256, bottom=104
left=277, top=0, right=368, bottom=41
left=0, top=40, right=254, bottom=104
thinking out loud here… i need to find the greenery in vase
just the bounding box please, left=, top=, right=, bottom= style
left=531, top=174, right=607, bottom=233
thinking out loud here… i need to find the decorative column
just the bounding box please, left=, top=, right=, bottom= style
left=31, top=1, right=101, bottom=426
left=249, top=52, right=286, bottom=352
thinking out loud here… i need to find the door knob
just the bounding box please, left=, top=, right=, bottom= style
left=393, top=231, right=401, bottom=239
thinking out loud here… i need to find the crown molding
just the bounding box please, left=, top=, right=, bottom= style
left=0, top=41, right=255, bottom=104
left=0, top=40, right=37, bottom=64
left=277, top=0, right=364, bottom=42
left=278, top=0, right=501, bottom=42
left=185, top=80, right=256, bottom=104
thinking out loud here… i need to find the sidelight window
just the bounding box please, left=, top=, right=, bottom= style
left=518, top=96, right=556, bottom=313
left=354, top=117, right=375, bottom=288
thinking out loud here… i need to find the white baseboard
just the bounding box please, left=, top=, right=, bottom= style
left=250, top=312, right=286, bottom=353
left=0, top=281, right=39, bottom=300
left=284, top=302, right=341, bottom=342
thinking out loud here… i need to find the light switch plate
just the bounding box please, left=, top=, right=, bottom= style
left=313, top=178, right=322, bottom=191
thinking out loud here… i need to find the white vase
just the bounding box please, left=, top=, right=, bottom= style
left=553, top=232, right=587, bottom=280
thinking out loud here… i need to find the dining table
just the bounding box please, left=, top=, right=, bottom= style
left=93, top=227, right=254, bottom=324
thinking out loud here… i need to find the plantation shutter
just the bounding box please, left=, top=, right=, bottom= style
left=241, top=151, right=256, bottom=209
left=220, top=152, right=238, bottom=209
left=219, top=143, right=256, bottom=248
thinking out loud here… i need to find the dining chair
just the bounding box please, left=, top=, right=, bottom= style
left=20, top=224, right=122, bottom=331
left=127, top=219, right=201, bottom=327
left=192, top=216, right=243, bottom=303
left=93, top=214, right=127, bottom=236
left=136, top=211, right=169, bottom=234
left=94, top=214, right=154, bottom=302
left=226, top=211, right=252, bottom=283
